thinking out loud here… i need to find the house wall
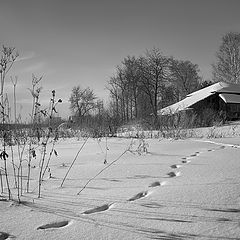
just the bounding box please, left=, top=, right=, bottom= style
left=191, top=94, right=221, bottom=112
left=190, top=93, right=240, bottom=121
left=226, top=103, right=240, bottom=120
left=189, top=94, right=226, bottom=125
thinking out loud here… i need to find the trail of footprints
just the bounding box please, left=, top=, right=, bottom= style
left=0, top=144, right=228, bottom=237
left=34, top=145, right=226, bottom=231
left=77, top=147, right=215, bottom=216
left=81, top=145, right=227, bottom=214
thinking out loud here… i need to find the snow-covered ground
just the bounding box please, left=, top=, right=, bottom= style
left=1, top=137, right=240, bottom=240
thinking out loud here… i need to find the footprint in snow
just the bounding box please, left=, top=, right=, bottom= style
left=0, top=232, right=14, bottom=240
left=208, top=149, right=215, bottom=152
left=182, top=160, right=191, bottom=164
left=149, top=181, right=167, bottom=188
left=82, top=203, right=114, bottom=215
left=128, top=190, right=149, bottom=201
left=189, top=152, right=200, bottom=157
left=190, top=153, right=197, bottom=157
left=170, top=164, right=181, bottom=169
left=182, top=151, right=200, bottom=160
left=37, top=220, right=70, bottom=230
left=167, top=171, right=181, bottom=178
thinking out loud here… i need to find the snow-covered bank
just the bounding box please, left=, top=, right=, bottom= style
left=0, top=137, right=240, bottom=239
left=117, top=123, right=240, bottom=139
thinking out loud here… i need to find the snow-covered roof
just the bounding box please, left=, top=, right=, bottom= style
left=158, top=82, right=240, bottom=115
left=219, top=93, right=240, bottom=103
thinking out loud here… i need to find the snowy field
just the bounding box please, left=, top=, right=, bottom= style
left=1, top=137, right=240, bottom=240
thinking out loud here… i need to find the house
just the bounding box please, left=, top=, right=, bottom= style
left=158, top=81, right=240, bottom=120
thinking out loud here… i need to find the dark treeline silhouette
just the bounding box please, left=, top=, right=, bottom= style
left=70, top=32, right=240, bottom=135
left=68, top=48, right=209, bottom=134
left=105, top=48, right=204, bottom=130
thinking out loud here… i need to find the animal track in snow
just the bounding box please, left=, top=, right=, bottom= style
left=128, top=190, right=150, bottom=201
left=149, top=181, right=160, bottom=187
left=190, top=153, right=197, bottom=157
left=149, top=181, right=167, bottom=188
left=182, top=151, right=201, bottom=161
left=207, top=149, right=215, bottom=152
left=0, top=232, right=13, bottom=240
left=82, top=203, right=114, bottom=215
left=170, top=164, right=181, bottom=169
left=181, top=156, right=192, bottom=161
left=37, top=220, right=70, bottom=230
left=182, top=160, right=191, bottom=164
left=167, top=171, right=181, bottom=178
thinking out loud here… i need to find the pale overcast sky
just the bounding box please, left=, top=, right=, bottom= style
left=1, top=0, right=240, bottom=120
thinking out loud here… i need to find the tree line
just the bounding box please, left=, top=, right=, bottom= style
left=69, top=48, right=204, bottom=132
left=68, top=32, right=240, bottom=133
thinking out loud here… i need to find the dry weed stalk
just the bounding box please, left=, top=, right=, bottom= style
left=0, top=46, right=18, bottom=200
left=77, top=138, right=133, bottom=195
left=60, top=137, right=89, bottom=187
left=38, top=89, right=62, bottom=198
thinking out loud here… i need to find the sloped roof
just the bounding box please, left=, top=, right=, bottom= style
left=158, top=82, right=240, bottom=115
left=219, top=93, right=240, bottom=103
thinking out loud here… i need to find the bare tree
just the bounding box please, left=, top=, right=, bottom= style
left=107, top=70, right=129, bottom=123
left=170, top=59, right=201, bottom=100
left=106, top=78, right=121, bottom=121
left=213, top=32, right=240, bottom=84
left=138, top=48, right=170, bottom=121
left=69, top=86, right=97, bottom=118
left=106, top=48, right=202, bottom=129
left=122, top=56, right=141, bottom=119
left=11, top=76, right=18, bottom=123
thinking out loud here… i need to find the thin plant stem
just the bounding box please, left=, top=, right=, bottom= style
left=60, top=137, right=89, bottom=188
left=0, top=170, right=3, bottom=193
left=11, top=76, right=17, bottom=124
left=38, top=142, right=47, bottom=198
left=20, top=164, right=23, bottom=196
left=42, top=139, right=56, bottom=179
left=3, top=147, right=11, bottom=199
left=16, top=141, right=26, bottom=198
left=27, top=83, right=41, bottom=193
left=17, top=166, right=21, bottom=202
left=77, top=139, right=133, bottom=195
left=38, top=90, right=61, bottom=198
left=26, top=152, right=32, bottom=193
left=10, top=77, right=18, bottom=189
left=105, top=136, right=108, bottom=163
left=10, top=145, right=17, bottom=188
left=1, top=100, right=11, bottom=200
left=0, top=47, right=18, bottom=199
